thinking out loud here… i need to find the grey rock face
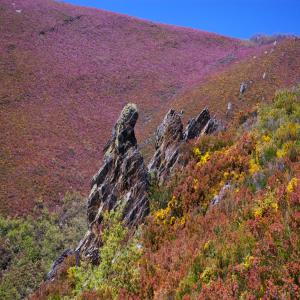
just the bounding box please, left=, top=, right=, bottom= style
left=240, top=82, right=247, bottom=94
left=210, top=183, right=231, bottom=207
left=203, top=117, right=220, bottom=134
left=77, top=103, right=149, bottom=263
left=149, top=107, right=220, bottom=185
left=148, top=109, right=184, bottom=185
left=183, top=108, right=210, bottom=140
left=47, top=249, right=74, bottom=281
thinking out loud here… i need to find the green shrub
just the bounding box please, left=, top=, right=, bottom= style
left=0, top=192, right=86, bottom=300
left=69, top=209, right=142, bottom=299
left=149, top=185, right=172, bottom=212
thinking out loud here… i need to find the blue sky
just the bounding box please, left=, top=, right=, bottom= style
left=64, top=0, right=300, bottom=39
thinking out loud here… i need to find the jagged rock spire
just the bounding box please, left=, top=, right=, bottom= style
left=104, top=103, right=138, bottom=156
left=183, top=108, right=210, bottom=140
left=148, top=109, right=185, bottom=185
left=77, top=103, right=149, bottom=263
left=148, top=107, right=220, bottom=185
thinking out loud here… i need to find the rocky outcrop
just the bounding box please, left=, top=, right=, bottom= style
left=47, top=249, right=74, bottom=281
left=240, top=82, right=247, bottom=94
left=148, top=108, right=220, bottom=185
left=148, top=109, right=185, bottom=185
left=184, top=108, right=220, bottom=138
left=210, top=183, right=231, bottom=207
left=249, top=34, right=297, bottom=45
left=76, top=103, right=149, bottom=263
left=183, top=108, right=211, bottom=140
left=48, top=104, right=220, bottom=278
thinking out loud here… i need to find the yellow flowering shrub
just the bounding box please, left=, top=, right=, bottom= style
left=154, top=205, right=171, bottom=224
left=253, top=207, right=263, bottom=218
left=223, top=171, right=230, bottom=179
left=270, top=202, right=278, bottom=211
left=262, top=135, right=271, bottom=143
left=276, top=148, right=286, bottom=159
left=243, top=255, right=255, bottom=270
left=193, top=147, right=201, bottom=157
left=203, top=240, right=211, bottom=251
left=275, top=122, right=300, bottom=144
left=196, top=152, right=211, bottom=167
left=286, top=178, right=298, bottom=193
left=253, top=192, right=278, bottom=218
left=276, top=141, right=298, bottom=159
left=249, top=158, right=260, bottom=175
left=200, top=266, right=216, bottom=284
left=154, top=195, right=185, bottom=226
left=176, top=215, right=186, bottom=227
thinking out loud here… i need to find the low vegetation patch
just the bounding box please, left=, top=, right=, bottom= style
left=140, top=87, right=300, bottom=299
left=0, top=192, right=86, bottom=300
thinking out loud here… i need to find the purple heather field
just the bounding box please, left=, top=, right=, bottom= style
left=0, top=0, right=277, bottom=214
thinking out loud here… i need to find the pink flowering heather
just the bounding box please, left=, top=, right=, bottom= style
left=0, top=0, right=295, bottom=214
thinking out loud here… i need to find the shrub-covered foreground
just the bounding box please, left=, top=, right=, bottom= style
left=36, top=88, right=300, bottom=299
left=69, top=209, right=142, bottom=298
left=0, top=192, right=86, bottom=300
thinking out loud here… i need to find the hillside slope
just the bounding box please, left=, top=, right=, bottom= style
left=141, top=38, right=300, bottom=156
left=0, top=0, right=271, bottom=214
left=33, top=87, right=300, bottom=300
